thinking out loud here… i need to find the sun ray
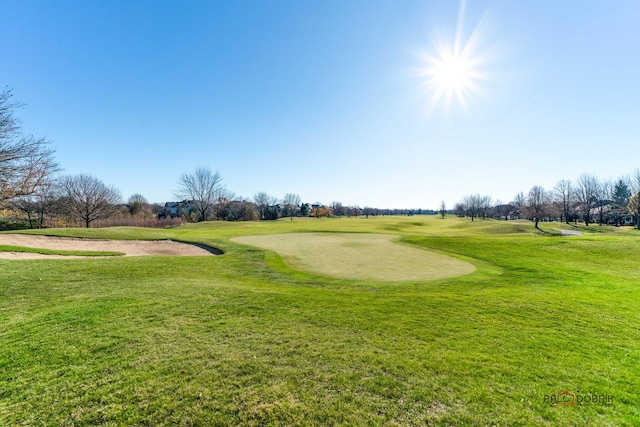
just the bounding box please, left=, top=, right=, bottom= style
left=416, top=0, right=491, bottom=114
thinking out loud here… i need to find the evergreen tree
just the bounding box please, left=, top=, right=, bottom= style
left=611, top=179, right=632, bottom=226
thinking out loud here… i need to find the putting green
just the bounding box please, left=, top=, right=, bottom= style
left=231, top=233, right=476, bottom=281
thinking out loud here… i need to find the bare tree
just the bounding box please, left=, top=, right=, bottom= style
left=150, top=203, right=164, bottom=217
left=0, top=88, right=57, bottom=204
left=217, top=200, right=259, bottom=221
left=553, top=179, right=574, bottom=224
left=461, top=194, right=479, bottom=221
left=212, top=188, right=236, bottom=220
left=11, top=177, right=59, bottom=228
left=439, top=200, right=446, bottom=219
left=174, top=167, right=225, bottom=222
left=38, top=179, right=62, bottom=228
left=494, top=199, right=511, bottom=220
left=630, top=169, right=640, bottom=195
left=127, top=193, right=150, bottom=217
left=594, top=179, right=612, bottom=225
left=511, top=192, right=526, bottom=219
left=629, top=192, right=640, bottom=229
left=575, top=174, right=599, bottom=226
left=331, top=201, right=346, bottom=217
left=525, top=185, right=549, bottom=229
left=59, top=174, right=122, bottom=228
left=460, top=194, right=492, bottom=221
left=253, top=191, right=277, bottom=220
left=282, top=193, right=301, bottom=220
left=478, top=195, right=493, bottom=219
left=10, top=195, right=38, bottom=228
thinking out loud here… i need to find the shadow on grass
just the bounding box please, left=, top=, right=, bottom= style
left=535, top=225, right=562, bottom=236
left=190, top=242, right=224, bottom=255
left=172, top=239, right=224, bottom=255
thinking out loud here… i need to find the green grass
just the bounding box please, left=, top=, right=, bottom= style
left=1, top=216, right=639, bottom=426
left=0, top=244, right=124, bottom=257
left=231, top=232, right=476, bottom=281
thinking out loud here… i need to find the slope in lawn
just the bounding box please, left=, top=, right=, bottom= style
left=232, top=232, right=475, bottom=281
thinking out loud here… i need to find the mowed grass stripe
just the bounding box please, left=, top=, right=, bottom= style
left=232, top=233, right=475, bottom=281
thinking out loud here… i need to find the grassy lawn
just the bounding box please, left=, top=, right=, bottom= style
left=0, top=216, right=639, bottom=425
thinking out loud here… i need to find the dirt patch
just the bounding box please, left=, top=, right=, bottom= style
left=0, top=234, right=220, bottom=259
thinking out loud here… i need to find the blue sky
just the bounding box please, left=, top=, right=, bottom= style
left=2, top=0, right=640, bottom=209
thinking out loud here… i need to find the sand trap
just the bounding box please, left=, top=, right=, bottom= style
left=0, top=234, right=220, bottom=259
left=232, top=233, right=476, bottom=281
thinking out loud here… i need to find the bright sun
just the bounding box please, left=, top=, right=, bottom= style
left=417, top=0, right=490, bottom=112
left=431, top=53, right=475, bottom=93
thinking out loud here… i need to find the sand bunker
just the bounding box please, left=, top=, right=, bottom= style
left=0, top=234, right=220, bottom=259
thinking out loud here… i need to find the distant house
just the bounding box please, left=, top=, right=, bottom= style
left=163, top=200, right=195, bottom=218
left=492, top=204, right=518, bottom=220
left=590, top=205, right=635, bottom=226
left=620, top=215, right=635, bottom=226
left=163, top=202, right=180, bottom=218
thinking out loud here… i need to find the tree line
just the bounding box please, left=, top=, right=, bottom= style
left=10, top=88, right=637, bottom=230
left=170, top=167, right=428, bottom=223
left=3, top=89, right=425, bottom=229
left=454, top=173, right=640, bottom=229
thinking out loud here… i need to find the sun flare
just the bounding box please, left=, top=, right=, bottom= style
left=417, top=0, right=490, bottom=112
left=431, top=52, right=475, bottom=93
